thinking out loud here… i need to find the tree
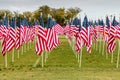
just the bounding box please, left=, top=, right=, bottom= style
left=23, top=11, right=32, bottom=19
left=65, top=7, right=81, bottom=22
left=33, top=5, right=51, bottom=24
left=51, top=8, right=65, bottom=25
left=0, top=5, right=82, bottom=26
left=0, top=10, right=12, bottom=20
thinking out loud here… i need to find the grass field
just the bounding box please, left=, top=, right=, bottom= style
left=0, top=36, right=120, bottom=80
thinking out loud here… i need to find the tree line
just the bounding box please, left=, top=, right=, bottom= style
left=0, top=5, right=81, bottom=26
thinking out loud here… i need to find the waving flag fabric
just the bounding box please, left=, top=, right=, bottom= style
left=106, top=16, right=116, bottom=53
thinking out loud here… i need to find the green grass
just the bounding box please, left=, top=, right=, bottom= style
left=0, top=36, right=120, bottom=80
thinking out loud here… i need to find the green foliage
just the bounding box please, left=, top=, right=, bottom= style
left=0, top=5, right=81, bottom=26
left=0, top=10, right=12, bottom=20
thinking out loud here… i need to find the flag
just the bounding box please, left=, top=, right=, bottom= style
left=6, top=17, right=16, bottom=51
left=81, top=16, right=92, bottom=53
left=75, top=32, right=81, bottom=52
left=81, top=16, right=88, bottom=46
left=106, top=16, right=116, bottom=53
left=53, top=21, right=64, bottom=35
left=6, top=25, right=16, bottom=51
left=35, top=25, right=46, bottom=55
left=1, top=16, right=8, bottom=56
left=15, top=17, right=21, bottom=50
left=46, top=17, right=54, bottom=50
left=117, top=26, right=120, bottom=39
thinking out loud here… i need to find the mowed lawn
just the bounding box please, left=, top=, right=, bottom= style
left=0, top=36, right=120, bottom=80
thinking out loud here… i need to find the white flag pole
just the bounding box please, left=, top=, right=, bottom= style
left=77, top=50, right=79, bottom=63
left=12, top=48, right=15, bottom=62
left=95, top=40, right=97, bottom=51
left=102, top=41, right=105, bottom=56
left=21, top=45, right=23, bottom=55
left=18, top=50, right=20, bottom=59
left=30, top=41, right=31, bottom=48
left=34, top=37, right=36, bottom=48
left=29, top=41, right=30, bottom=50
left=79, top=42, right=83, bottom=68
left=79, top=40, right=83, bottom=68
left=45, top=51, right=48, bottom=63
left=106, top=48, right=108, bottom=59
left=72, top=36, right=77, bottom=57
left=24, top=43, right=26, bottom=52
left=116, top=41, right=120, bottom=68
left=33, top=54, right=41, bottom=67
left=111, top=52, right=114, bottom=63
left=102, top=27, right=105, bottom=55
left=28, top=42, right=30, bottom=50
left=99, top=35, right=101, bottom=53
left=41, top=52, right=44, bottom=68
left=5, top=52, right=7, bottom=68
left=27, top=43, right=29, bottom=51
left=94, top=40, right=96, bottom=50
left=26, top=43, right=27, bottom=51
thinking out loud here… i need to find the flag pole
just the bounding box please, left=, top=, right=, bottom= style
left=102, top=26, right=105, bottom=55
left=28, top=42, right=29, bottom=50
left=72, top=36, right=77, bottom=57
left=79, top=44, right=82, bottom=68
left=18, top=49, right=20, bottom=59
left=27, top=42, right=29, bottom=51
left=30, top=41, right=32, bottom=49
left=106, top=47, right=108, bottom=59
left=12, top=48, right=15, bottom=62
left=95, top=41, right=97, bottom=51
left=26, top=42, right=27, bottom=51
left=94, top=40, right=96, bottom=50
left=21, top=45, right=23, bottom=55
left=33, top=54, right=41, bottom=67
left=79, top=40, right=83, bottom=68
left=99, top=35, right=101, bottom=53
left=34, top=36, right=36, bottom=48
left=77, top=53, right=80, bottom=63
left=24, top=43, right=25, bottom=52
left=116, top=41, right=120, bottom=68
left=30, top=41, right=31, bottom=49
left=45, top=51, right=48, bottom=63
left=28, top=41, right=29, bottom=50
left=41, top=52, right=44, bottom=68
left=102, top=40, right=105, bottom=55
left=5, top=52, right=7, bottom=68
left=110, top=49, right=114, bottom=63
left=45, top=51, right=46, bottom=63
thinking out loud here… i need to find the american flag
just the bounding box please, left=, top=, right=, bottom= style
left=81, top=16, right=88, bottom=46
left=15, top=27, right=21, bottom=50
left=46, top=28, right=54, bottom=51
left=75, top=32, right=82, bottom=52
left=53, top=23, right=64, bottom=35
left=35, top=25, right=47, bottom=55
left=106, top=16, right=116, bottom=53
left=117, top=26, right=120, bottom=39
left=81, top=16, right=92, bottom=53
left=15, top=17, right=21, bottom=50
left=2, top=26, right=8, bottom=56
left=52, top=27, right=60, bottom=48
left=6, top=26, right=16, bottom=51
